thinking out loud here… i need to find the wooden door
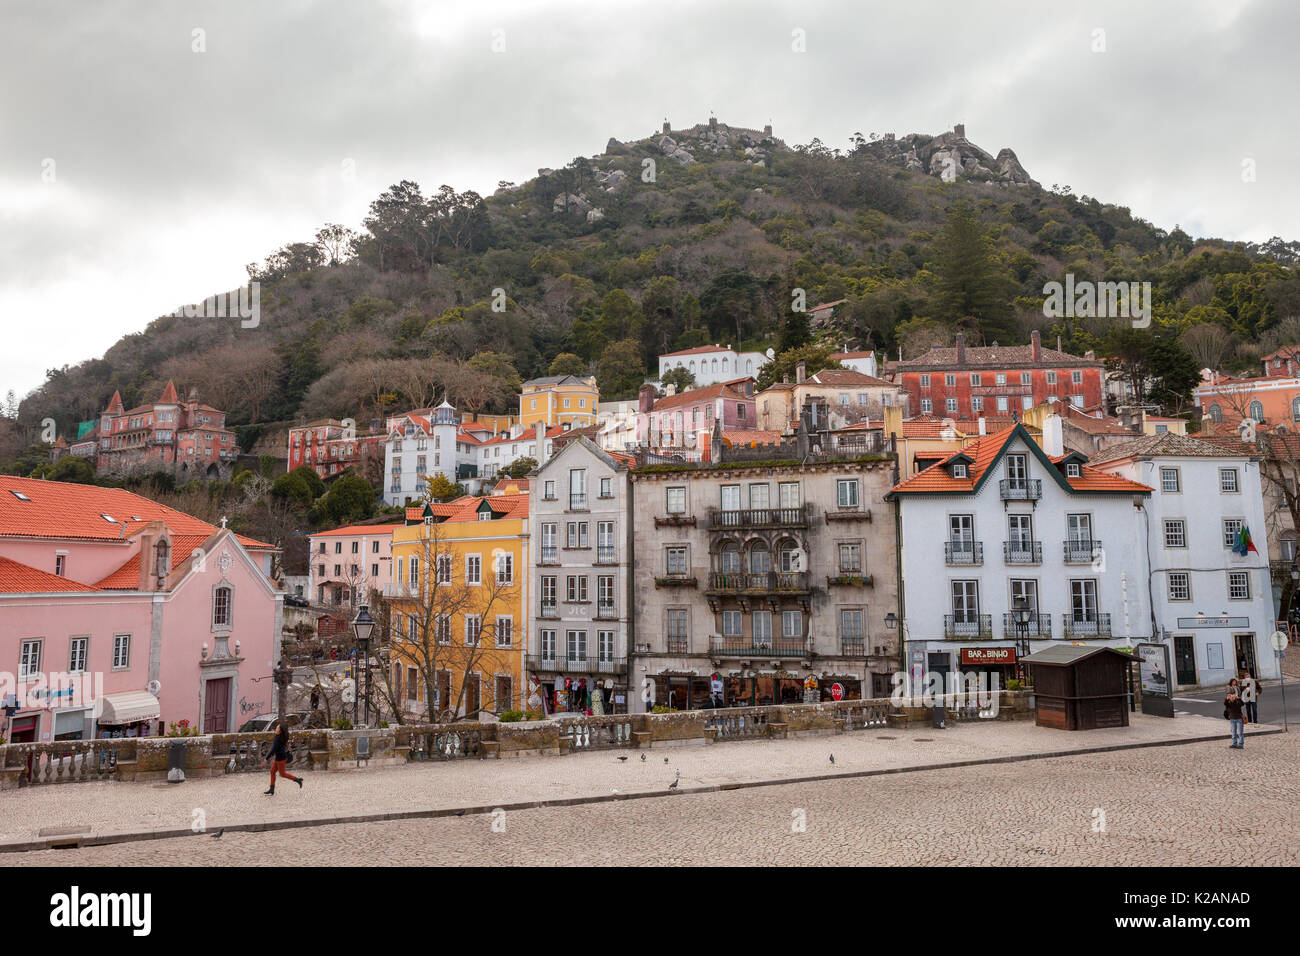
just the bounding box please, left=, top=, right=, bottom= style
left=203, top=678, right=231, bottom=734
left=1173, top=636, right=1197, bottom=686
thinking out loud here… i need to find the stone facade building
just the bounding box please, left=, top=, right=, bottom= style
left=628, top=429, right=900, bottom=712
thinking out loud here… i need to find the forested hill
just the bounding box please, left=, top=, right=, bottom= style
left=14, top=118, right=1300, bottom=452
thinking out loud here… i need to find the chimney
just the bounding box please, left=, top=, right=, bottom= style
left=1043, top=414, right=1064, bottom=457
left=638, top=383, right=656, bottom=413
left=1057, top=335, right=1063, bottom=352
left=665, top=383, right=676, bottom=397
left=1031, top=329, right=1042, bottom=364
left=883, top=404, right=903, bottom=439
left=978, top=417, right=986, bottom=436
left=796, top=360, right=807, bottom=384
left=534, top=420, right=544, bottom=456
left=956, top=333, right=966, bottom=366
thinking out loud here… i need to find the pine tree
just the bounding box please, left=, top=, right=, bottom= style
left=930, top=203, right=1016, bottom=343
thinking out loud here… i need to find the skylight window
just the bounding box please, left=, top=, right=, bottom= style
left=101, top=513, right=117, bottom=523
left=10, top=490, right=31, bottom=501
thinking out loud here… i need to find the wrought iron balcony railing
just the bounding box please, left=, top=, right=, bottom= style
left=1002, top=612, right=1052, bottom=637
left=945, top=541, right=983, bottom=566
left=944, top=614, right=993, bottom=639
left=1063, top=540, right=1102, bottom=565
left=1063, top=613, right=1111, bottom=637
left=999, top=479, right=1042, bottom=501
left=1003, top=541, right=1042, bottom=565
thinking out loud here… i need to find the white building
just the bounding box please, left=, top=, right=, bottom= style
left=887, top=421, right=1155, bottom=686
left=828, top=350, right=880, bottom=378
left=382, top=402, right=476, bottom=506
left=658, top=345, right=772, bottom=387
left=527, top=437, right=635, bottom=713
left=1089, top=433, right=1279, bottom=685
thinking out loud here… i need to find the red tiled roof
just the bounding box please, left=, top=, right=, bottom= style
left=0, top=476, right=273, bottom=548
left=95, top=533, right=212, bottom=589
left=891, top=343, right=1100, bottom=371
left=721, top=430, right=783, bottom=445
left=890, top=426, right=1151, bottom=495
left=311, top=523, right=402, bottom=538
left=607, top=451, right=636, bottom=468
left=651, top=383, right=749, bottom=412
left=804, top=369, right=895, bottom=388
left=0, top=556, right=102, bottom=593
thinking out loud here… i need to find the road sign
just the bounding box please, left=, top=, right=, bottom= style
left=910, top=664, right=923, bottom=681
left=831, top=683, right=844, bottom=701
left=1270, top=630, right=1289, bottom=652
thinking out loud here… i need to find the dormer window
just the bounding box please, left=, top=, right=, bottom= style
left=952, top=463, right=968, bottom=479
left=1066, top=463, right=1081, bottom=478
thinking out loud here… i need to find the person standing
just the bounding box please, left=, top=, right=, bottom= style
left=1225, top=680, right=1246, bottom=750
left=1240, top=672, right=1259, bottom=725
left=264, top=721, right=303, bottom=794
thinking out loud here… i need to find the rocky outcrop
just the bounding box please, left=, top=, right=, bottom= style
left=858, top=125, right=1038, bottom=187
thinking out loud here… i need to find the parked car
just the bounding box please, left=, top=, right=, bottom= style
left=237, top=712, right=307, bottom=734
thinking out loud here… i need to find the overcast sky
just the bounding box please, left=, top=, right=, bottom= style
left=2, top=0, right=1296, bottom=402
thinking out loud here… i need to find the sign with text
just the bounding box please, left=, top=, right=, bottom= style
left=960, top=647, right=1017, bottom=666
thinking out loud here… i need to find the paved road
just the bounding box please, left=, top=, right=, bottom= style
left=26, top=724, right=1298, bottom=866
left=1174, top=679, right=1299, bottom=726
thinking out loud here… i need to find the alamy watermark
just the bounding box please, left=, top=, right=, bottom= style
left=1043, top=274, right=1151, bottom=328
left=1, top=671, right=104, bottom=710
left=173, top=281, right=260, bottom=328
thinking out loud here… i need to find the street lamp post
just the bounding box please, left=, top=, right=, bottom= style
left=272, top=658, right=292, bottom=722
left=351, top=604, right=376, bottom=727
left=1011, top=598, right=1032, bottom=684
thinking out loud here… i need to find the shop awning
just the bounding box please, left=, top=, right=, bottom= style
left=98, top=690, right=160, bottom=725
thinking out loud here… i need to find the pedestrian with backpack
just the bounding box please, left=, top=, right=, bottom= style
left=264, top=721, right=303, bottom=794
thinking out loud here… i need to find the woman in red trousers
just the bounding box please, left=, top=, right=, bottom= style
left=264, top=721, right=303, bottom=794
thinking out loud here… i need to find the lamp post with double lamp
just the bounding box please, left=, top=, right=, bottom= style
left=351, top=604, right=376, bottom=727
left=272, top=658, right=293, bottom=724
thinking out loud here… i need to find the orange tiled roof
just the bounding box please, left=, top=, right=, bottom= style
left=652, top=383, right=749, bottom=412
left=890, top=425, right=1152, bottom=496
left=94, top=532, right=212, bottom=589
left=311, top=523, right=402, bottom=538
left=0, top=556, right=102, bottom=594
left=607, top=451, right=636, bottom=468
left=438, top=493, right=530, bottom=523
left=0, top=476, right=273, bottom=548
left=721, top=429, right=783, bottom=445
left=804, top=368, right=895, bottom=388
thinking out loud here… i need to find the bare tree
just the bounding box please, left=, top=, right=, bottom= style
left=373, top=520, right=518, bottom=724
left=1180, top=324, right=1234, bottom=372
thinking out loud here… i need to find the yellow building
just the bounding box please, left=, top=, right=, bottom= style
left=519, top=375, right=598, bottom=430
left=388, top=493, right=529, bottom=719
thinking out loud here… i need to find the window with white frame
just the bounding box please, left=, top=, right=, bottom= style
left=540, top=629, right=556, bottom=662
left=566, top=629, right=587, bottom=662
left=436, top=554, right=452, bottom=584
left=666, top=546, right=687, bottom=575
left=495, top=616, right=513, bottom=647
left=971, top=396, right=983, bottom=413
left=752, top=610, right=773, bottom=645
left=944, top=373, right=956, bottom=386
left=1168, top=572, right=1191, bottom=601
left=408, top=556, right=419, bottom=585
left=946, top=398, right=958, bottom=414
left=920, top=374, right=931, bottom=387
left=665, top=486, right=686, bottom=514
left=213, top=586, right=232, bottom=628
left=1160, top=467, right=1180, bottom=493
left=721, top=609, right=742, bottom=637
left=836, top=479, right=859, bottom=509
left=1227, top=571, right=1250, bottom=600
left=1163, top=520, right=1187, bottom=548
left=997, top=396, right=1009, bottom=412
left=971, top=373, right=982, bottom=386
left=600, top=477, right=612, bottom=498
left=840, top=609, right=864, bottom=643
left=781, top=609, right=802, bottom=638
left=597, top=630, right=615, bottom=663
left=1219, top=468, right=1239, bottom=493
left=566, top=575, right=589, bottom=602
left=495, top=553, right=514, bottom=585
left=465, top=615, right=482, bottom=646
left=921, top=398, right=933, bottom=414
left=1071, top=370, right=1083, bottom=384
left=68, top=636, right=88, bottom=673
left=1222, top=518, right=1243, bottom=548
left=112, top=634, right=131, bottom=669
left=598, top=575, right=615, bottom=609
left=838, top=542, right=862, bottom=572
left=19, top=639, right=41, bottom=679
left=466, top=554, right=481, bottom=585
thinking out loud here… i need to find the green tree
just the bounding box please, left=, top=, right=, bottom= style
left=929, top=203, right=1016, bottom=343
left=547, top=353, right=587, bottom=377
left=597, top=339, right=647, bottom=399
left=660, top=366, right=696, bottom=393
left=501, top=456, right=537, bottom=478
left=320, top=472, right=376, bottom=525
left=28, top=454, right=96, bottom=483
left=425, top=473, right=464, bottom=502
left=780, top=306, right=811, bottom=353
left=271, top=465, right=325, bottom=507
left=467, top=351, right=522, bottom=392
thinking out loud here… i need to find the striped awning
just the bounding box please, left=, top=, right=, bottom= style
left=98, top=690, right=160, bottom=725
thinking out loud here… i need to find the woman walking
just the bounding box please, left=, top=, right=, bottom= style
left=1240, top=672, right=1259, bottom=725
left=1225, top=679, right=1246, bottom=750
left=265, top=721, right=303, bottom=794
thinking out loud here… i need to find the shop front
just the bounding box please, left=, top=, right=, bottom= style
left=720, top=670, right=865, bottom=707
left=96, top=690, right=161, bottom=739
left=532, top=674, right=628, bottom=716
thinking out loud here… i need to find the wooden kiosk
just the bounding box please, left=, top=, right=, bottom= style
left=1021, top=645, right=1137, bottom=730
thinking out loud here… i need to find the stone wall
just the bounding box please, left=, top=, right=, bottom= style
left=0, top=694, right=1033, bottom=789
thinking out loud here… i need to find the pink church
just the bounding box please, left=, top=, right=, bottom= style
left=0, top=476, right=282, bottom=743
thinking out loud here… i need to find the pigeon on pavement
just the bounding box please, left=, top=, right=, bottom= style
left=829, top=754, right=835, bottom=764
left=640, top=753, right=646, bottom=762
left=211, top=829, right=224, bottom=839
left=616, top=755, right=628, bottom=761
left=454, top=809, right=467, bottom=817
left=668, top=778, right=679, bottom=790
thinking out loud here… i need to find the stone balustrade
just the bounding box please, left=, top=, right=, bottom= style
left=0, top=692, right=1031, bottom=789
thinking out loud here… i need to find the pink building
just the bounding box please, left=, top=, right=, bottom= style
left=636, top=378, right=756, bottom=454
left=308, top=523, right=401, bottom=607
left=0, top=476, right=281, bottom=742
left=96, top=381, right=237, bottom=479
